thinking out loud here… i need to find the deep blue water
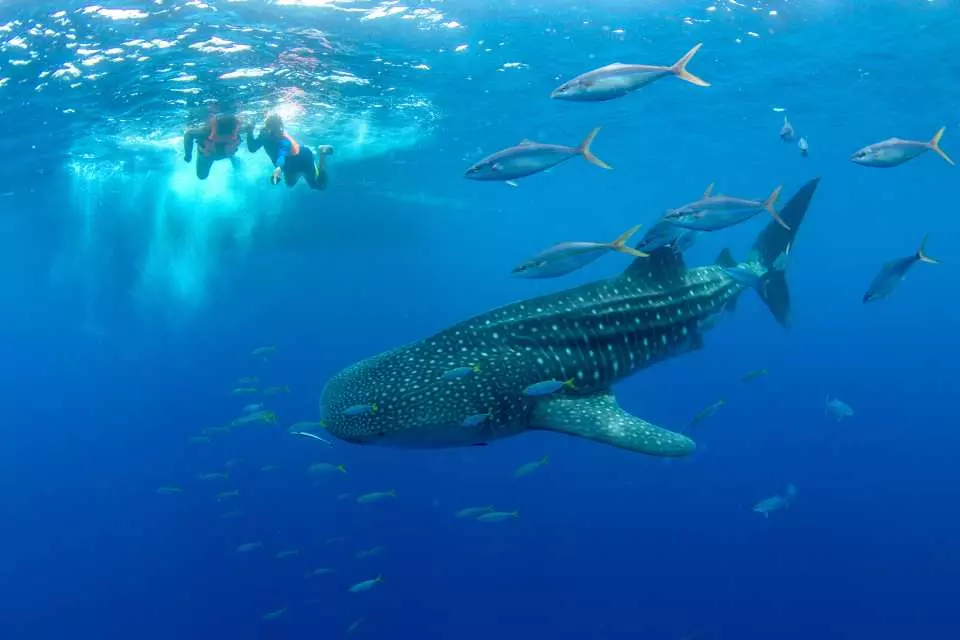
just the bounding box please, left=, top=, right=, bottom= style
left=2, top=1, right=960, bottom=638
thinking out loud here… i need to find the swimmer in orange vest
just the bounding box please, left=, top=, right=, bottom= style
left=183, top=114, right=246, bottom=180
left=246, top=114, right=333, bottom=190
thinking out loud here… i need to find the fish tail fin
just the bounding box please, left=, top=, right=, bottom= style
left=338, top=464, right=347, bottom=473
left=611, top=224, right=648, bottom=257
left=563, top=377, right=577, bottom=389
left=388, top=489, right=397, bottom=497
left=511, top=510, right=521, bottom=519
left=763, top=186, right=790, bottom=230
left=917, top=234, right=940, bottom=265
left=540, top=455, right=550, bottom=465
left=703, top=182, right=714, bottom=197
left=929, top=126, right=954, bottom=166
left=749, top=178, right=820, bottom=328
left=578, top=127, right=612, bottom=170
left=670, top=43, right=710, bottom=87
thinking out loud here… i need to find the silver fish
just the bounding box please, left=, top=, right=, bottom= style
left=825, top=396, right=853, bottom=422
left=663, top=184, right=789, bottom=231
left=550, top=43, right=709, bottom=102
left=464, top=127, right=611, bottom=182
left=851, top=127, right=953, bottom=168
left=779, top=115, right=795, bottom=142
left=512, top=224, right=647, bottom=279
left=863, top=235, right=939, bottom=303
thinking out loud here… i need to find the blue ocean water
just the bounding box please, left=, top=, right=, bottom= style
left=2, top=0, right=960, bottom=638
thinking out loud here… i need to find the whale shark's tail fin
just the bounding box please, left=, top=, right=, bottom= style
left=747, top=178, right=820, bottom=329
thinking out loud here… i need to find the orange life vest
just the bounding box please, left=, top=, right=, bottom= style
left=282, top=132, right=300, bottom=156
left=200, top=117, right=240, bottom=157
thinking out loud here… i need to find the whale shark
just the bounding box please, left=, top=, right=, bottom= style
left=321, top=179, right=820, bottom=457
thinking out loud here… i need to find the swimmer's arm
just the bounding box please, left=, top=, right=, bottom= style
left=246, top=127, right=263, bottom=153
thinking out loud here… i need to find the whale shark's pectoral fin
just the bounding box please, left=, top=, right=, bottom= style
left=529, top=392, right=695, bottom=457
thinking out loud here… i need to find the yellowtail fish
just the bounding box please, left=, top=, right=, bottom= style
left=348, top=575, right=384, bottom=593
left=753, top=484, right=798, bottom=518
left=156, top=486, right=182, bottom=495
left=851, top=126, right=953, bottom=168
left=236, top=541, right=262, bottom=553
left=464, top=127, right=611, bottom=183
left=357, top=490, right=397, bottom=504
left=237, top=376, right=259, bottom=385
left=550, top=42, right=709, bottom=101
left=231, top=410, right=278, bottom=427
left=477, top=510, right=520, bottom=523
left=305, top=567, right=337, bottom=577
left=863, top=235, right=939, bottom=303
left=242, top=402, right=264, bottom=413
left=664, top=184, right=789, bottom=232
left=455, top=505, right=494, bottom=519
left=261, top=607, right=288, bottom=621
left=690, top=399, right=726, bottom=427
left=216, top=490, right=240, bottom=500
left=511, top=224, right=648, bottom=279
left=275, top=549, right=300, bottom=559
left=741, top=368, right=769, bottom=382
left=514, top=455, right=549, bottom=477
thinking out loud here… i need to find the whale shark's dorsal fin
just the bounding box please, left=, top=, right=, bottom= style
left=622, top=246, right=686, bottom=288
left=528, top=392, right=695, bottom=457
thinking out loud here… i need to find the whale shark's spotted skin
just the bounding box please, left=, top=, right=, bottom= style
left=321, top=264, right=741, bottom=455
left=321, top=179, right=819, bottom=456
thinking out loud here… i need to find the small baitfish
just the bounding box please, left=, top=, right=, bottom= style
left=825, top=396, right=853, bottom=422
left=242, top=402, right=264, bottom=413
left=511, top=224, right=647, bottom=279
left=850, top=126, right=953, bottom=168
left=348, top=575, right=384, bottom=593
left=523, top=378, right=576, bottom=397
left=461, top=412, right=492, bottom=428
left=690, top=399, right=726, bottom=427
left=464, top=127, right=611, bottom=183
left=741, top=368, right=769, bottom=383
left=477, top=510, right=520, bottom=523
left=664, top=184, right=790, bottom=232
left=261, top=607, right=288, bottom=621
left=515, top=455, right=549, bottom=477
left=441, top=365, right=480, bottom=381
left=251, top=345, right=276, bottom=359
left=236, top=541, right=263, bottom=553
left=343, top=403, right=378, bottom=416
left=309, top=462, right=347, bottom=475
left=550, top=42, right=709, bottom=102
left=357, top=490, right=397, bottom=504
left=863, top=235, right=939, bottom=303
left=753, top=484, right=798, bottom=518
left=456, top=505, right=495, bottom=519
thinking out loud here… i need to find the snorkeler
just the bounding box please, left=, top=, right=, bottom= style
left=183, top=114, right=246, bottom=180
left=246, top=114, right=333, bottom=190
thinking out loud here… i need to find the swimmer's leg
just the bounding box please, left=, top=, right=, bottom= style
left=309, top=145, right=333, bottom=191
left=196, top=156, right=214, bottom=180
left=284, top=168, right=300, bottom=188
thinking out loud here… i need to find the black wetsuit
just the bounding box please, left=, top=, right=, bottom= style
left=247, top=130, right=327, bottom=190
left=183, top=116, right=244, bottom=180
